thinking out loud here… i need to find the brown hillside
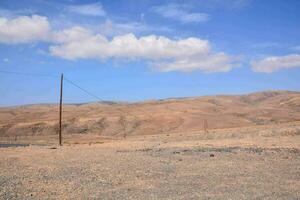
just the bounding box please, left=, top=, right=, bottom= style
left=0, top=90, right=300, bottom=137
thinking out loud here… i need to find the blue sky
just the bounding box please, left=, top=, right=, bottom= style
left=0, top=0, right=300, bottom=106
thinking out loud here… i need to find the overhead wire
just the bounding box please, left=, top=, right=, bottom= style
left=64, top=77, right=104, bottom=102
left=63, top=76, right=141, bottom=136
left=0, top=70, right=144, bottom=135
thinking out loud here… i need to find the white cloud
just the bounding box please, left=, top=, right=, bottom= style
left=152, top=4, right=209, bottom=23
left=0, top=14, right=170, bottom=43
left=153, top=53, right=234, bottom=73
left=66, top=2, right=106, bottom=16
left=50, top=32, right=210, bottom=59
left=51, top=26, right=92, bottom=43
left=50, top=29, right=236, bottom=72
left=0, top=14, right=236, bottom=73
left=251, top=54, right=300, bottom=73
left=0, top=15, right=50, bottom=44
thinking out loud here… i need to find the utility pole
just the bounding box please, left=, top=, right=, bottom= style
left=119, top=115, right=126, bottom=139
left=204, top=119, right=208, bottom=133
left=59, top=73, right=63, bottom=146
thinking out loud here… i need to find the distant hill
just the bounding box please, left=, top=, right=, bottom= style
left=0, top=90, right=300, bottom=137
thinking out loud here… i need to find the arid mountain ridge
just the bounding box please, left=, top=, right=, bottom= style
left=0, top=90, right=300, bottom=137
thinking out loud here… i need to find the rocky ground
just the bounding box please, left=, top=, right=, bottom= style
left=1, top=122, right=299, bottom=199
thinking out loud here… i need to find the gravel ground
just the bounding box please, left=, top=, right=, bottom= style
left=1, top=133, right=300, bottom=200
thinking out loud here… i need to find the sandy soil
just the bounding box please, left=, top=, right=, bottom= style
left=1, top=123, right=299, bottom=199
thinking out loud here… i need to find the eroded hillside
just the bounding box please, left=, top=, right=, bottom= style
left=0, top=91, right=300, bottom=137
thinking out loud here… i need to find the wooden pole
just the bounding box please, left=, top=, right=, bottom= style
left=59, top=73, right=63, bottom=146
left=204, top=119, right=208, bottom=133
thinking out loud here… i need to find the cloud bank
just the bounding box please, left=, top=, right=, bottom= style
left=251, top=54, right=300, bottom=73
left=0, top=15, right=236, bottom=73
left=50, top=27, right=236, bottom=72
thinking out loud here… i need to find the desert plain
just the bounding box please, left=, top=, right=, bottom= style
left=0, top=91, right=300, bottom=199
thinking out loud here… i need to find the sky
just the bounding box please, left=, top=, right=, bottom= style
left=0, top=0, right=300, bottom=106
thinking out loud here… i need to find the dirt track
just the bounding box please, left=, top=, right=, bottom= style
left=1, top=124, right=299, bottom=199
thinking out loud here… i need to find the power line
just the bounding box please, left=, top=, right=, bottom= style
left=64, top=76, right=141, bottom=136
left=64, top=76, right=135, bottom=116
left=0, top=69, right=143, bottom=136
left=0, top=70, right=104, bottom=102
left=64, top=77, right=104, bottom=102
left=0, top=70, right=59, bottom=78
left=64, top=76, right=142, bottom=119
left=0, top=69, right=141, bottom=117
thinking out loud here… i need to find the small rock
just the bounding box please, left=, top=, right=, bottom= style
left=210, top=154, right=215, bottom=157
